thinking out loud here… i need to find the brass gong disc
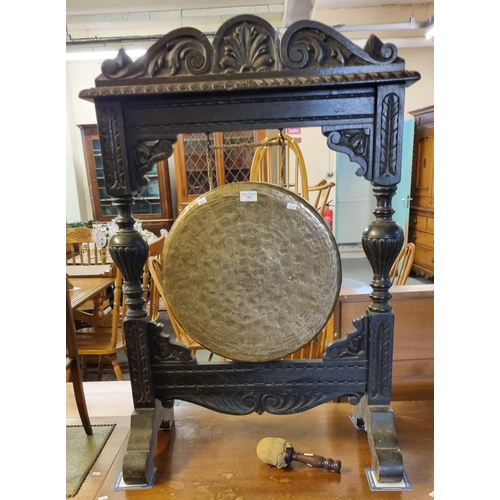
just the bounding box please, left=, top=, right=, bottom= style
left=161, top=182, right=342, bottom=362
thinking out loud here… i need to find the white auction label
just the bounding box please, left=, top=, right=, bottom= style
left=197, top=196, right=207, bottom=206
left=287, top=202, right=298, bottom=210
left=240, top=191, right=257, bottom=202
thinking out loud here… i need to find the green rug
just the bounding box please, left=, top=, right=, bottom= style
left=66, top=424, right=115, bottom=498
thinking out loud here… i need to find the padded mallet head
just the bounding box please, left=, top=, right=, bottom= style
left=256, top=437, right=291, bottom=468
left=256, top=437, right=341, bottom=473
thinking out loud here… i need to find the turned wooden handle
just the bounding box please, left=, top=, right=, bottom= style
left=287, top=447, right=341, bottom=473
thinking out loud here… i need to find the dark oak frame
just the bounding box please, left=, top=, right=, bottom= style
left=79, top=14, right=420, bottom=485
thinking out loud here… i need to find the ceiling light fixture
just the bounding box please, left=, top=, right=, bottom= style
left=424, top=15, right=434, bottom=40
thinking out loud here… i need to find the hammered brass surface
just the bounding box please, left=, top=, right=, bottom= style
left=161, top=182, right=341, bottom=362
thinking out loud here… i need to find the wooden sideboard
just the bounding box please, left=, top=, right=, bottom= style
left=334, top=284, right=434, bottom=400
left=408, top=106, right=434, bottom=279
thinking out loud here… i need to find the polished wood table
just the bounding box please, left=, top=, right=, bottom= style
left=66, top=264, right=114, bottom=277
left=68, top=276, right=115, bottom=310
left=67, top=381, right=434, bottom=499
left=68, top=276, right=115, bottom=328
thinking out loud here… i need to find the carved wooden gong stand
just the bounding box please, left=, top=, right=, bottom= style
left=80, top=15, right=420, bottom=485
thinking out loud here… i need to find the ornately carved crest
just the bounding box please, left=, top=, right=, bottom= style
left=98, top=15, right=403, bottom=82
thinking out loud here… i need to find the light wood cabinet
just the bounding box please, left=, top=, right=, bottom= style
left=174, top=130, right=265, bottom=214
left=408, top=106, right=434, bottom=279
left=79, top=125, right=175, bottom=235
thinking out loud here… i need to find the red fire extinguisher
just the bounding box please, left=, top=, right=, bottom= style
left=323, top=203, right=334, bottom=231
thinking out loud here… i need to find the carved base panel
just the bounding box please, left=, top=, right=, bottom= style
left=152, top=361, right=367, bottom=415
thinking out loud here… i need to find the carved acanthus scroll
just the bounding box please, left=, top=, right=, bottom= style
left=101, top=28, right=212, bottom=79
left=215, top=20, right=278, bottom=73
left=98, top=15, right=404, bottom=82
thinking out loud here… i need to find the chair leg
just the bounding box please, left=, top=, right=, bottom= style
left=111, top=355, right=124, bottom=381
left=69, top=360, right=93, bottom=435
left=81, top=356, right=87, bottom=380
left=67, top=282, right=92, bottom=435
left=97, top=356, right=104, bottom=381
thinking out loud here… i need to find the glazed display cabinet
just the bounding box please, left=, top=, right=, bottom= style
left=80, top=124, right=175, bottom=234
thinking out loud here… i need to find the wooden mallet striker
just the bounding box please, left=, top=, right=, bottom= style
left=256, top=437, right=341, bottom=473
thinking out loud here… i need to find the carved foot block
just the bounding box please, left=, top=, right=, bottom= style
left=122, top=399, right=174, bottom=485
left=365, top=404, right=404, bottom=483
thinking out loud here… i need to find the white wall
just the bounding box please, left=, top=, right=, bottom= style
left=66, top=114, right=81, bottom=223
left=66, top=61, right=101, bottom=222
left=400, top=47, right=434, bottom=118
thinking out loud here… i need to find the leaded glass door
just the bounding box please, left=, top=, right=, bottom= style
left=174, top=130, right=265, bottom=214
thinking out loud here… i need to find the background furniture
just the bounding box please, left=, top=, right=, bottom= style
left=148, top=256, right=219, bottom=360
left=79, top=124, right=175, bottom=235
left=174, top=130, right=265, bottom=214
left=73, top=269, right=127, bottom=381
left=66, top=227, right=113, bottom=325
left=66, top=227, right=108, bottom=265
left=308, top=179, right=335, bottom=216
left=142, top=235, right=165, bottom=320
left=66, top=278, right=92, bottom=435
left=334, top=284, right=434, bottom=401
left=250, top=132, right=309, bottom=201
left=80, top=14, right=420, bottom=485
left=408, top=105, right=434, bottom=279
left=389, top=242, right=416, bottom=286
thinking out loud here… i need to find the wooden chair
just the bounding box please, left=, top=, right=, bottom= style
left=148, top=256, right=220, bottom=360
left=74, top=267, right=127, bottom=380
left=67, top=227, right=113, bottom=325
left=281, top=313, right=334, bottom=360
left=142, top=235, right=166, bottom=321
left=66, top=277, right=92, bottom=434
left=389, top=242, right=416, bottom=286
left=308, top=179, right=335, bottom=216
left=250, top=132, right=309, bottom=201
left=66, top=227, right=108, bottom=265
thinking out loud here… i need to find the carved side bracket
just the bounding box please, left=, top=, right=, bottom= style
left=133, top=138, right=176, bottom=188
left=323, top=125, right=373, bottom=179
left=324, top=315, right=368, bottom=360
left=149, top=324, right=195, bottom=364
